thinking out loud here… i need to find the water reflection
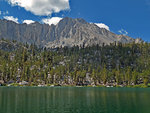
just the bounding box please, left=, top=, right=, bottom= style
left=0, top=87, right=150, bottom=113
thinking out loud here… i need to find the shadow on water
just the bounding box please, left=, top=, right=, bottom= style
left=0, top=87, right=150, bottom=113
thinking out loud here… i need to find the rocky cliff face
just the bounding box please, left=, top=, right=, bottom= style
left=0, top=20, right=51, bottom=46
left=0, top=17, right=141, bottom=48
left=0, top=40, right=22, bottom=51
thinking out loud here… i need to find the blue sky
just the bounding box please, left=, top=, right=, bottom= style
left=0, top=0, right=150, bottom=41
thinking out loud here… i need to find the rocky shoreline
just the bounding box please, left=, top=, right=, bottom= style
left=0, top=82, right=149, bottom=88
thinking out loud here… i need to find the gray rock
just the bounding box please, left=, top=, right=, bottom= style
left=0, top=80, right=4, bottom=85
left=0, top=17, right=142, bottom=48
left=19, top=81, right=28, bottom=85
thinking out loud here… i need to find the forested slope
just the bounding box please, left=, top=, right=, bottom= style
left=0, top=40, right=149, bottom=87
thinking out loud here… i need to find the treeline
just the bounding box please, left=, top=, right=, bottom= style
left=0, top=40, right=150, bottom=86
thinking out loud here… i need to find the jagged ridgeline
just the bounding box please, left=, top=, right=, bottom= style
left=0, top=17, right=142, bottom=48
left=0, top=39, right=150, bottom=87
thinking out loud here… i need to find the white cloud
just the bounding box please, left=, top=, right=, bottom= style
left=8, top=0, right=70, bottom=16
left=3, top=10, right=9, bottom=15
left=42, top=17, right=63, bottom=25
left=23, top=20, right=35, bottom=24
left=0, top=11, right=1, bottom=15
left=95, top=23, right=110, bottom=31
left=118, top=29, right=128, bottom=35
left=4, top=16, right=19, bottom=23
left=6, top=11, right=9, bottom=14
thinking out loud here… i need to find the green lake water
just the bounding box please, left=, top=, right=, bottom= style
left=0, top=87, right=150, bottom=113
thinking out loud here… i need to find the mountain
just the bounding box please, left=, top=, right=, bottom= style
left=0, top=17, right=142, bottom=48
left=0, top=39, right=23, bottom=51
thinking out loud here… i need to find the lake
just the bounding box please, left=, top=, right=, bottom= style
left=0, top=87, right=150, bottom=113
